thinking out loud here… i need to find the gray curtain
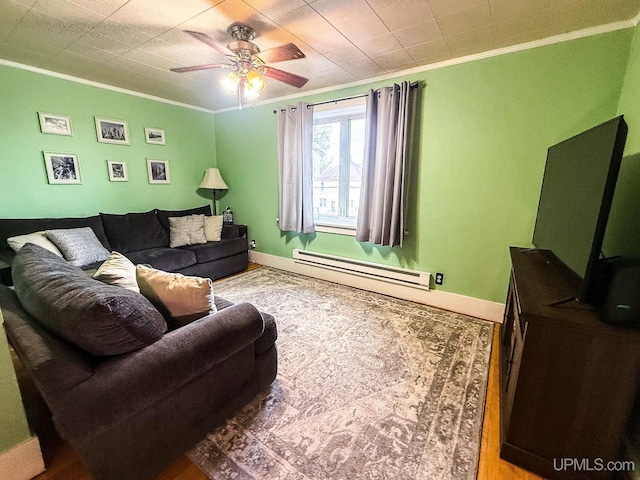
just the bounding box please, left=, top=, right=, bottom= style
left=356, top=81, right=415, bottom=247
left=276, top=102, right=315, bottom=234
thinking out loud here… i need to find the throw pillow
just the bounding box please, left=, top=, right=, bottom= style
left=169, top=214, right=207, bottom=248
left=136, top=265, right=216, bottom=327
left=100, top=210, right=169, bottom=253
left=93, top=251, right=140, bottom=293
left=204, top=215, right=224, bottom=242
left=12, top=244, right=167, bottom=356
left=156, top=205, right=211, bottom=232
left=7, top=231, right=63, bottom=257
left=46, top=227, right=110, bottom=267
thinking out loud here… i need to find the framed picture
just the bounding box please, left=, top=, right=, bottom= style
left=107, top=161, right=128, bottom=182
left=38, top=113, right=73, bottom=136
left=145, top=127, right=166, bottom=145
left=147, top=159, right=170, bottom=184
left=95, top=117, right=130, bottom=145
left=43, top=152, right=81, bottom=184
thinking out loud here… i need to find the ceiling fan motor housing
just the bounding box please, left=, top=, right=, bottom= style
left=228, top=40, right=260, bottom=55
left=228, top=24, right=256, bottom=41
left=172, top=23, right=309, bottom=92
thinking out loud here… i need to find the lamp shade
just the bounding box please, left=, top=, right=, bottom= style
left=220, top=72, right=240, bottom=95
left=199, top=168, right=228, bottom=190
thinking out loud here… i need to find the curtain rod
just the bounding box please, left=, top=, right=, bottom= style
left=273, top=82, right=419, bottom=114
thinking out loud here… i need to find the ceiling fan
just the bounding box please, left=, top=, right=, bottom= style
left=171, top=23, right=309, bottom=107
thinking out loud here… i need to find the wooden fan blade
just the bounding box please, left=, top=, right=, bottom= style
left=183, top=30, right=233, bottom=56
left=170, top=64, right=228, bottom=73
left=263, top=66, right=309, bottom=88
left=259, top=43, right=305, bottom=63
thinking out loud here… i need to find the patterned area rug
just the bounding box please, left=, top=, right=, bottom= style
left=188, top=267, right=494, bottom=480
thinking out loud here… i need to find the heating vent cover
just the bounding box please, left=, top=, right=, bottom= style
left=293, top=249, right=430, bottom=289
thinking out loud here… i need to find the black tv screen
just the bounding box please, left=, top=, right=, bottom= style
left=532, top=116, right=628, bottom=304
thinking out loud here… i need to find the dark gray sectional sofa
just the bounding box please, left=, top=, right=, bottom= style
left=0, top=205, right=248, bottom=285
left=1, top=238, right=277, bottom=479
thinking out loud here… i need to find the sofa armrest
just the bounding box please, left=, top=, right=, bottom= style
left=55, top=302, right=265, bottom=438
left=221, top=224, right=245, bottom=239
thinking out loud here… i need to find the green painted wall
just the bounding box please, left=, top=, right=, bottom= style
left=618, top=23, right=640, bottom=155
left=0, top=318, right=31, bottom=453
left=0, top=24, right=638, bottom=460
left=216, top=29, right=633, bottom=303
left=0, top=65, right=217, bottom=218
left=0, top=64, right=217, bottom=457
left=606, top=23, right=640, bottom=258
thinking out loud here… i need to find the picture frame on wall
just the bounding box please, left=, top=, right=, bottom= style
left=38, top=113, right=73, bottom=136
left=107, top=161, right=128, bottom=182
left=95, top=117, right=130, bottom=145
left=147, top=159, right=170, bottom=184
left=43, top=152, right=81, bottom=184
left=145, top=127, right=166, bottom=145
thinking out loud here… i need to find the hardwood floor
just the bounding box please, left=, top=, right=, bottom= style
left=476, top=324, right=546, bottom=480
left=16, top=267, right=542, bottom=480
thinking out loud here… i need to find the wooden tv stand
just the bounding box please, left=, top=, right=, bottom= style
left=500, top=247, right=640, bottom=479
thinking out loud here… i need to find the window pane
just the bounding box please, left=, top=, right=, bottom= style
left=312, top=99, right=366, bottom=229
left=349, top=118, right=365, bottom=219
left=313, top=122, right=341, bottom=224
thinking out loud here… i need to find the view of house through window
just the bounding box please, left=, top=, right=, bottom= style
left=312, top=98, right=366, bottom=229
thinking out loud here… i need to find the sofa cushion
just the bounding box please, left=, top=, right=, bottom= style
left=156, top=205, right=211, bottom=232
left=12, top=244, right=167, bottom=356
left=100, top=211, right=169, bottom=253
left=93, top=251, right=139, bottom=293
left=0, top=215, right=110, bottom=250
left=179, top=237, right=248, bottom=264
left=125, top=247, right=197, bottom=271
left=169, top=215, right=207, bottom=248
left=0, top=286, right=95, bottom=396
left=136, top=265, right=216, bottom=327
left=204, top=215, right=224, bottom=242
left=46, top=227, right=111, bottom=267
left=7, top=231, right=63, bottom=256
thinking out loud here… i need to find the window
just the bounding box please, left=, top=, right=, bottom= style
left=312, top=98, right=366, bottom=231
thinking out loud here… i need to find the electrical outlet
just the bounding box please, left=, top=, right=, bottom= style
left=249, top=239, right=256, bottom=249
left=435, top=272, right=444, bottom=285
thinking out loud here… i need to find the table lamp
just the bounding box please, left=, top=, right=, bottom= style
left=199, top=168, right=228, bottom=214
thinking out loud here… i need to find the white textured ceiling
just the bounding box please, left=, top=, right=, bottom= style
left=1, top=0, right=639, bottom=111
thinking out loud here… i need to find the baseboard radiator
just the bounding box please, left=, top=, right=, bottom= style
left=292, top=249, right=430, bottom=290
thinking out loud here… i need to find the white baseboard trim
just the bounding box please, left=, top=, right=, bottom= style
left=0, top=436, right=45, bottom=480
left=248, top=252, right=504, bottom=323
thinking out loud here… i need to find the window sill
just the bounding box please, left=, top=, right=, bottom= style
left=315, top=224, right=356, bottom=236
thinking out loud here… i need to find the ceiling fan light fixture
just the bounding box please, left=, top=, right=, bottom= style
left=244, top=70, right=265, bottom=98
left=173, top=24, right=309, bottom=107
left=220, top=71, right=240, bottom=94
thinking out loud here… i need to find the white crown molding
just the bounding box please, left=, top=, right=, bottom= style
left=249, top=251, right=505, bottom=323
left=0, top=58, right=215, bottom=114
left=1, top=15, right=637, bottom=116
left=214, top=17, right=639, bottom=114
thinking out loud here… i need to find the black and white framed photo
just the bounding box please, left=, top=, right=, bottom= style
left=107, top=161, right=128, bottom=182
left=145, top=127, right=166, bottom=145
left=38, top=112, right=73, bottom=136
left=147, top=159, right=170, bottom=184
left=95, top=117, right=130, bottom=145
left=43, top=152, right=81, bottom=184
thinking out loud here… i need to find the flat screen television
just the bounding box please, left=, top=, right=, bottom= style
left=532, top=115, right=628, bottom=304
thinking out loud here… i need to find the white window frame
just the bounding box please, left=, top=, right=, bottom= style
left=312, top=98, right=366, bottom=235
